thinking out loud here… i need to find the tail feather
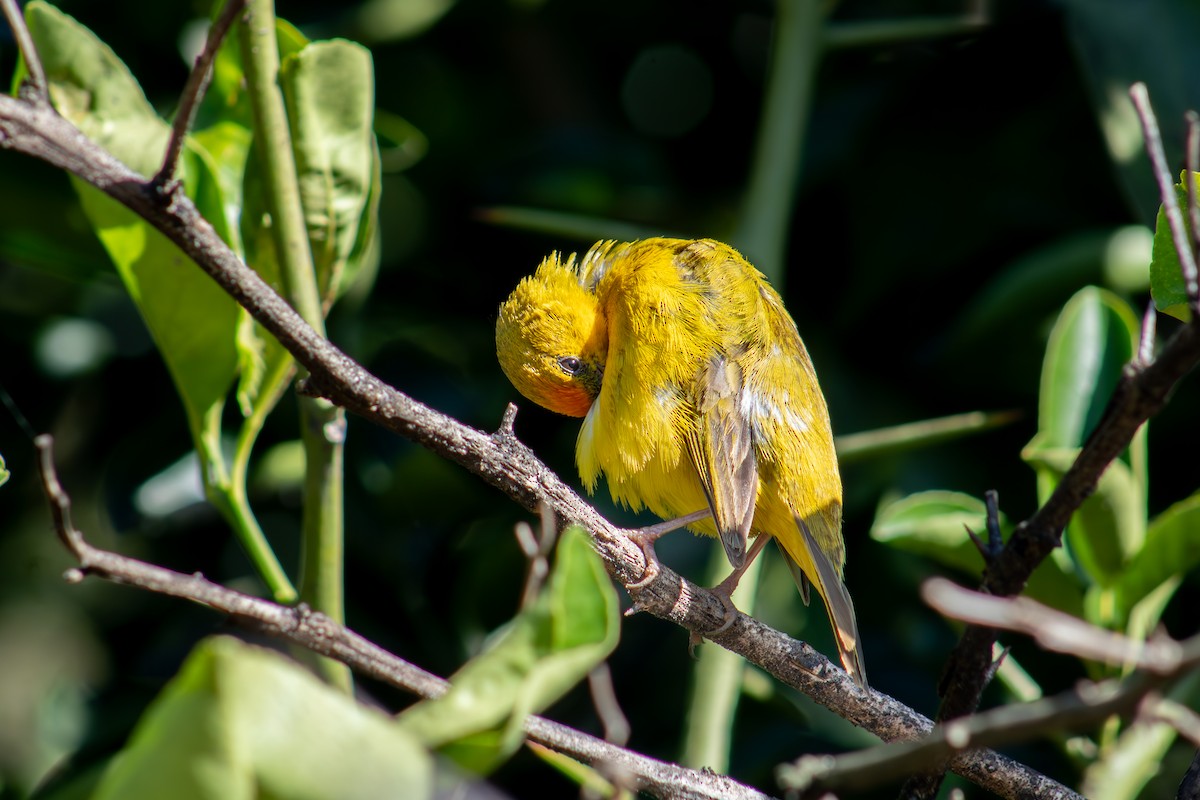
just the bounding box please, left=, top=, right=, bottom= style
left=793, top=520, right=867, bottom=689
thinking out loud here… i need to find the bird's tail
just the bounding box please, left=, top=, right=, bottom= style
left=785, top=519, right=867, bottom=689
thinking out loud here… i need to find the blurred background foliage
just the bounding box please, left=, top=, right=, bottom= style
left=1, top=0, right=1199, bottom=797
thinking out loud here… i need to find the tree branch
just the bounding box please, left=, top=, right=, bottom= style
left=899, top=85, right=1200, bottom=798
left=782, top=580, right=1200, bottom=796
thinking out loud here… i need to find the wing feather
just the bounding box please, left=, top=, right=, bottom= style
left=686, top=355, right=757, bottom=568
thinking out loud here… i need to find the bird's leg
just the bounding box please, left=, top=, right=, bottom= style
left=624, top=509, right=711, bottom=591
left=688, top=533, right=770, bottom=652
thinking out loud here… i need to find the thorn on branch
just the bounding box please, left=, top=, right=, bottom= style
left=497, top=402, right=519, bottom=440
left=966, top=490, right=1005, bottom=563
left=984, top=645, right=1010, bottom=689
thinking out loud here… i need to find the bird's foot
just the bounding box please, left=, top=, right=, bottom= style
left=623, top=509, right=710, bottom=591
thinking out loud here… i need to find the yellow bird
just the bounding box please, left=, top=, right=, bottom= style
left=495, top=238, right=866, bottom=688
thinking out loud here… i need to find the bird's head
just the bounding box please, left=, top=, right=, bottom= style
left=496, top=253, right=608, bottom=417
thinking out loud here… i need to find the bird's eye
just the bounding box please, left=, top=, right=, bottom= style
left=557, top=356, right=583, bottom=376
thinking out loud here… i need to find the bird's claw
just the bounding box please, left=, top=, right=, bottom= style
left=687, top=588, right=739, bottom=656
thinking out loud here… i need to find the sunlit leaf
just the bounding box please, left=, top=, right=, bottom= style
left=21, top=3, right=240, bottom=463
left=93, top=637, right=432, bottom=800
left=280, top=39, right=380, bottom=302
left=397, top=526, right=619, bottom=773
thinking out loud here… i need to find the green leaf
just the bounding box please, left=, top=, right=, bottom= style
left=1080, top=672, right=1200, bottom=800
left=24, top=1, right=296, bottom=601
left=0, top=453, right=8, bottom=489
left=93, top=636, right=432, bottom=800
left=1025, top=448, right=1146, bottom=589
left=23, top=2, right=239, bottom=452
left=279, top=39, right=380, bottom=302
left=1149, top=170, right=1198, bottom=321
left=397, top=526, right=619, bottom=773
left=871, top=491, right=1085, bottom=616
left=870, top=491, right=1000, bottom=576
left=1028, top=287, right=1138, bottom=452
left=1023, top=287, right=1144, bottom=587
left=1101, top=492, right=1200, bottom=628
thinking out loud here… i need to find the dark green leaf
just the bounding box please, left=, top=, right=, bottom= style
left=1149, top=170, right=1198, bottom=321
left=1023, top=288, right=1144, bottom=587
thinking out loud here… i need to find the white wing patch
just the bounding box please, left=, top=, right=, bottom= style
left=741, top=387, right=810, bottom=434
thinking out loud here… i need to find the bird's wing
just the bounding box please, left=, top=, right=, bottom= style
left=685, top=354, right=758, bottom=569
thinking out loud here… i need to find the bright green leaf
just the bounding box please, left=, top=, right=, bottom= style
left=24, top=1, right=297, bottom=601
left=1104, top=492, right=1200, bottom=628
left=1028, top=287, right=1138, bottom=452
left=397, top=526, right=619, bottom=773
left=279, top=39, right=380, bottom=301
left=93, top=636, right=432, bottom=800
left=1149, top=170, right=1198, bottom=321
left=1023, top=288, right=1144, bottom=587
left=0, top=454, right=8, bottom=488
left=23, top=2, right=240, bottom=454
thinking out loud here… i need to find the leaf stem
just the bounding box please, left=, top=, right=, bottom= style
left=239, top=0, right=349, bottom=690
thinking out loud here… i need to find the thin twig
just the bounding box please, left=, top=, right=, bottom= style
left=923, top=579, right=1182, bottom=673
left=779, top=651, right=1197, bottom=797
left=1, top=0, right=47, bottom=101
left=1186, top=111, right=1200, bottom=266
left=1132, top=82, right=1200, bottom=310
left=588, top=663, right=631, bottom=747
left=153, top=0, right=248, bottom=188
left=782, top=580, right=1200, bottom=796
